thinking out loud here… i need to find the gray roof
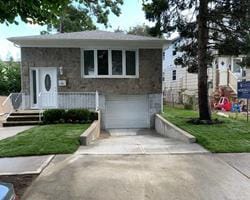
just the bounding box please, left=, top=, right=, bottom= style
left=8, top=30, right=170, bottom=48
left=8, top=30, right=165, bottom=42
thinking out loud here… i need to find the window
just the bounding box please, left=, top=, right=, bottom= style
left=126, top=51, right=136, bottom=75
left=162, top=52, right=165, bottom=60
left=112, top=50, right=123, bottom=75
left=82, top=49, right=138, bottom=78
left=172, top=70, right=176, bottom=80
left=173, top=50, right=177, bottom=56
left=44, top=74, right=51, bottom=91
left=98, top=50, right=109, bottom=75
left=84, top=50, right=94, bottom=75
left=232, top=58, right=242, bottom=73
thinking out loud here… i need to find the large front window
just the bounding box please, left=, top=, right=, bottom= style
left=82, top=49, right=138, bottom=78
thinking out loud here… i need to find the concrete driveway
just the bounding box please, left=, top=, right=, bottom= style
left=76, top=129, right=208, bottom=155
left=22, top=130, right=250, bottom=200
left=23, top=154, right=250, bottom=200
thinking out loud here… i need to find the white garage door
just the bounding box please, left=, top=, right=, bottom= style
left=105, top=95, right=150, bottom=129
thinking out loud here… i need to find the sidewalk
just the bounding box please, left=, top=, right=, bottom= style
left=0, top=126, right=34, bottom=140
left=0, top=155, right=54, bottom=175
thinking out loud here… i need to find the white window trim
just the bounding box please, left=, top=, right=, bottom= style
left=81, top=48, right=139, bottom=78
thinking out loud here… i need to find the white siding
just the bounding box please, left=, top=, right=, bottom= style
left=163, top=42, right=213, bottom=100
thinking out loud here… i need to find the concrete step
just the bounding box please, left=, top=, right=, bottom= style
left=6, top=115, right=41, bottom=122
left=10, top=112, right=40, bottom=116
left=2, top=121, right=41, bottom=127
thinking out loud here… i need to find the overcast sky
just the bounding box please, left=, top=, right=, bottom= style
left=0, top=0, right=154, bottom=61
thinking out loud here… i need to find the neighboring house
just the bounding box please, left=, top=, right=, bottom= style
left=8, top=31, right=169, bottom=129
left=163, top=39, right=213, bottom=103
left=163, top=39, right=247, bottom=103
left=212, top=55, right=248, bottom=99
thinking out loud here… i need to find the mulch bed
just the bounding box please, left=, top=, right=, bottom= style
left=0, top=174, right=38, bottom=198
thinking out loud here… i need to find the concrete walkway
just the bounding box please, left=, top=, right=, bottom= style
left=216, top=153, right=250, bottom=178
left=76, top=129, right=208, bottom=155
left=0, top=155, right=54, bottom=175
left=0, top=126, right=34, bottom=140
left=23, top=154, right=250, bottom=200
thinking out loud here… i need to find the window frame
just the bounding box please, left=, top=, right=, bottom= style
left=81, top=48, right=139, bottom=78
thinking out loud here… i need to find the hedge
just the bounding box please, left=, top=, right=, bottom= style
left=43, top=109, right=98, bottom=124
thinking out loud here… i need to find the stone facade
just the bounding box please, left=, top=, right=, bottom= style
left=21, top=47, right=162, bottom=95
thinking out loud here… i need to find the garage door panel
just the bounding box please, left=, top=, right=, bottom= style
left=105, top=95, right=149, bottom=129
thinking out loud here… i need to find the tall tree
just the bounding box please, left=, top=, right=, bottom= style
left=127, top=24, right=152, bottom=36
left=0, top=60, right=21, bottom=95
left=114, top=24, right=156, bottom=37
left=0, top=0, right=123, bottom=30
left=143, top=0, right=250, bottom=121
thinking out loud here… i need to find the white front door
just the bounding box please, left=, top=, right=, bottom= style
left=40, top=68, right=58, bottom=108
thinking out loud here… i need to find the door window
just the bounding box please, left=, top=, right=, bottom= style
left=45, top=74, right=51, bottom=91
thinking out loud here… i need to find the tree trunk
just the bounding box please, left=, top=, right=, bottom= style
left=197, top=0, right=211, bottom=120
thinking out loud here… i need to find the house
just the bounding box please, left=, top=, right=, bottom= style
left=163, top=39, right=247, bottom=104
left=7, top=31, right=169, bottom=129
left=212, top=55, right=248, bottom=99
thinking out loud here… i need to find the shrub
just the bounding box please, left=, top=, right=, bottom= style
left=89, top=112, right=98, bottom=121
left=64, top=109, right=90, bottom=123
left=43, top=109, right=66, bottom=124
left=43, top=108, right=98, bottom=124
left=184, top=95, right=195, bottom=110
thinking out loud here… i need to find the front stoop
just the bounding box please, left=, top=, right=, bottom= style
left=2, top=111, right=42, bottom=127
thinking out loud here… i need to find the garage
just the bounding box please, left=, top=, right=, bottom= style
left=104, top=95, right=150, bottom=129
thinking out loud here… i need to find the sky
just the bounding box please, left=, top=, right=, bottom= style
left=0, top=0, right=153, bottom=61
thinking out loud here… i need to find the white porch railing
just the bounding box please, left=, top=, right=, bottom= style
left=1, top=93, right=25, bottom=119
left=219, top=69, right=228, bottom=86
left=228, top=70, right=238, bottom=94
left=38, top=91, right=99, bottom=111
left=1, top=91, right=99, bottom=121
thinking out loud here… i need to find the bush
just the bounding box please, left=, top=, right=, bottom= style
left=64, top=109, right=90, bottom=123
left=43, top=108, right=97, bottom=124
left=89, top=112, right=98, bottom=121
left=184, top=95, right=195, bottom=110
left=43, top=109, right=66, bottom=124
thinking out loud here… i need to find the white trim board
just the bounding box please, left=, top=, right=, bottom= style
left=15, top=40, right=169, bottom=49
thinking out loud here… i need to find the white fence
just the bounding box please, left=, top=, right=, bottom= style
left=38, top=92, right=98, bottom=110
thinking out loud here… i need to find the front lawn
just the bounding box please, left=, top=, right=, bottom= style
left=0, top=124, right=89, bottom=157
left=162, top=106, right=250, bottom=153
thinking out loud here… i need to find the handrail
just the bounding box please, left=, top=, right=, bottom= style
left=1, top=92, right=24, bottom=119
left=228, top=69, right=238, bottom=80
left=14, top=92, right=23, bottom=103
left=228, top=70, right=238, bottom=94
left=2, top=93, right=12, bottom=106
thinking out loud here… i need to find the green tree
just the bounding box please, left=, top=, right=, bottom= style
left=41, top=1, right=123, bottom=34
left=0, top=60, right=21, bottom=95
left=114, top=24, right=156, bottom=37
left=127, top=24, right=152, bottom=36
left=143, top=0, right=250, bottom=121
left=0, top=0, right=123, bottom=30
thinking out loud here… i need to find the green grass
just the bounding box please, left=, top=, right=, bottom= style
left=0, top=124, right=89, bottom=157
left=162, top=106, right=250, bottom=153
